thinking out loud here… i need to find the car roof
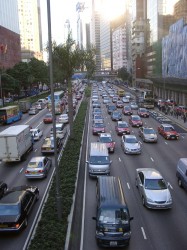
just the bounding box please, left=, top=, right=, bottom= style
left=124, top=134, right=136, bottom=138
left=29, top=156, right=45, bottom=162
left=0, top=190, right=25, bottom=204
left=118, top=121, right=128, bottom=125
left=131, top=115, right=140, bottom=118
left=161, top=124, right=174, bottom=128
left=136, top=168, right=163, bottom=179
left=100, top=133, right=111, bottom=137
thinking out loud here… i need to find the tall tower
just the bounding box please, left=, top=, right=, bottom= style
left=18, top=0, right=43, bottom=62
left=64, top=19, right=71, bottom=44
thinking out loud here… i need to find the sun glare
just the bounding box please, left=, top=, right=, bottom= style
left=100, top=0, right=126, bottom=21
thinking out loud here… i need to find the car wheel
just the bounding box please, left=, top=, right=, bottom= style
left=3, top=185, right=7, bottom=194
left=142, top=196, right=146, bottom=207
left=135, top=179, right=138, bottom=188
left=178, top=178, right=183, bottom=188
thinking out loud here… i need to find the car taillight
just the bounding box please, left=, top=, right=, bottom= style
left=38, top=170, right=44, bottom=173
left=25, top=170, right=30, bottom=174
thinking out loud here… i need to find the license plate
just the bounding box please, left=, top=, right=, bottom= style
left=110, top=241, right=117, bottom=246
left=0, top=224, right=8, bottom=228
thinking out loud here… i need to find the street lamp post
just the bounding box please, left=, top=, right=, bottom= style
left=47, top=0, right=62, bottom=220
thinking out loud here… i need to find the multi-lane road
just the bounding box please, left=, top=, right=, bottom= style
left=81, top=85, right=187, bottom=250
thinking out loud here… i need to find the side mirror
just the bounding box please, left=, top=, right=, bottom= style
left=130, top=217, right=134, bottom=221
left=86, top=161, right=89, bottom=164
left=92, top=217, right=97, bottom=221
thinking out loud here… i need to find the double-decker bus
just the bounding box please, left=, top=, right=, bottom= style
left=139, top=90, right=155, bottom=109
left=47, top=91, right=65, bottom=115
left=0, top=106, right=22, bottom=124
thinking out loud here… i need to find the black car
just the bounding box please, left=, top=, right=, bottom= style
left=0, top=181, right=7, bottom=198
left=0, top=185, right=39, bottom=232
left=111, top=111, right=122, bottom=121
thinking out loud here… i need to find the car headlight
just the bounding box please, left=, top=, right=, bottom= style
left=123, top=231, right=131, bottom=237
left=96, top=230, right=104, bottom=236
left=146, top=197, right=154, bottom=202
left=167, top=197, right=172, bottom=203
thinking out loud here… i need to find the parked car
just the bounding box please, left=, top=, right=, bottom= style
left=138, top=127, right=158, bottom=142
left=30, top=128, right=43, bottom=141
left=25, top=156, right=52, bottom=179
left=122, top=106, right=133, bottom=115
left=115, top=121, right=130, bottom=135
left=176, top=158, right=187, bottom=190
left=158, top=124, right=179, bottom=140
left=0, top=185, right=39, bottom=232
left=135, top=168, right=172, bottom=209
left=58, top=113, right=69, bottom=123
left=92, top=122, right=106, bottom=135
left=0, top=181, right=7, bottom=198
left=43, top=113, right=53, bottom=124
left=121, top=134, right=141, bottom=154
left=28, top=107, right=39, bottom=115
left=41, top=136, right=62, bottom=154
left=111, top=111, right=122, bottom=121
left=129, top=115, right=143, bottom=127
left=137, top=108, right=149, bottom=117
left=98, top=133, right=115, bottom=153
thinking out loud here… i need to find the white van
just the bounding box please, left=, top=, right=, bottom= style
left=176, top=158, right=187, bottom=191
left=86, top=142, right=112, bottom=177
left=50, top=123, right=65, bottom=139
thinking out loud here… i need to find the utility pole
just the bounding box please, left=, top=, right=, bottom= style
left=47, top=0, right=62, bottom=220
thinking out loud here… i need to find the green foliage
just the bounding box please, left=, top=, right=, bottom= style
left=152, top=40, right=162, bottom=77
left=117, top=67, right=131, bottom=81
left=28, top=100, right=88, bottom=250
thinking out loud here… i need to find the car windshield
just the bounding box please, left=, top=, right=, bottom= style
left=0, top=204, right=19, bottom=216
left=118, top=123, right=128, bottom=128
left=94, top=123, right=104, bottom=128
left=113, top=112, right=120, bottom=116
left=125, top=137, right=138, bottom=143
left=100, top=137, right=112, bottom=143
left=164, top=126, right=175, bottom=132
left=140, top=109, right=147, bottom=112
left=144, top=128, right=155, bottom=134
left=109, top=106, right=116, bottom=110
left=45, top=114, right=52, bottom=118
left=145, top=179, right=167, bottom=190
left=132, top=116, right=140, bottom=121
left=90, top=156, right=109, bottom=164
left=98, top=208, right=129, bottom=224
left=125, top=107, right=131, bottom=110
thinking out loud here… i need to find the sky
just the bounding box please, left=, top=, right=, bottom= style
left=40, top=0, right=91, bottom=47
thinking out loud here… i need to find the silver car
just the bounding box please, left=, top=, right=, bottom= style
left=121, top=134, right=141, bottom=154
left=135, top=168, right=172, bottom=209
left=139, top=127, right=158, bottom=142
left=25, top=156, right=52, bottom=179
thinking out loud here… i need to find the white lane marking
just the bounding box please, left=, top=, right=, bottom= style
left=150, top=157, right=154, bottom=162
left=19, top=168, right=24, bottom=173
left=181, top=135, right=184, bottom=139
left=139, top=141, right=142, bottom=144
left=168, top=183, right=173, bottom=189
left=127, top=182, right=130, bottom=189
left=165, top=141, right=168, bottom=145
left=36, top=121, right=43, bottom=128
left=34, top=148, right=37, bottom=152
left=141, top=227, right=147, bottom=240
left=119, top=157, right=121, bottom=162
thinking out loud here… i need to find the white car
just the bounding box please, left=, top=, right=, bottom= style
left=59, top=114, right=69, bottom=123
left=121, top=134, right=141, bottom=154
left=30, top=128, right=43, bottom=141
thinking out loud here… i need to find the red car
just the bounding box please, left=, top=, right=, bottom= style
left=92, top=122, right=106, bottom=135
left=115, top=121, right=130, bottom=135
left=123, top=106, right=133, bottom=115
left=43, top=113, right=53, bottom=124
left=137, top=108, right=149, bottom=118
left=98, top=133, right=115, bottom=153
left=158, top=124, right=179, bottom=140
left=129, top=115, right=143, bottom=127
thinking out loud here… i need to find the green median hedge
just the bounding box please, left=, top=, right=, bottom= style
left=29, top=86, right=91, bottom=250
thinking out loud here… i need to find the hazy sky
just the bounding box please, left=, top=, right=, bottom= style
left=40, top=0, right=91, bottom=47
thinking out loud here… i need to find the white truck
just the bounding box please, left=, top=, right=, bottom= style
left=0, top=125, right=33, bottom=162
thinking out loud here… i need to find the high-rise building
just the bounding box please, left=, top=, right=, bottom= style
left=18, top=0, right=43, bottom=62
left=91, top=0, right=101, bottom=71
left=64, top=19, right=71, bottom=44
left=174, top=0, right=187, bottom=20
left=0, top=0, right=21, bottom=69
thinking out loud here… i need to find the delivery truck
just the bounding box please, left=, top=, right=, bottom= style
left=0, top=125, right=33, bottom=162
left=19, top=100, right=31, bottom=113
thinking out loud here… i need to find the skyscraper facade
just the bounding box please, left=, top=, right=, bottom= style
left=18, top=0, right=43, bottom=62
